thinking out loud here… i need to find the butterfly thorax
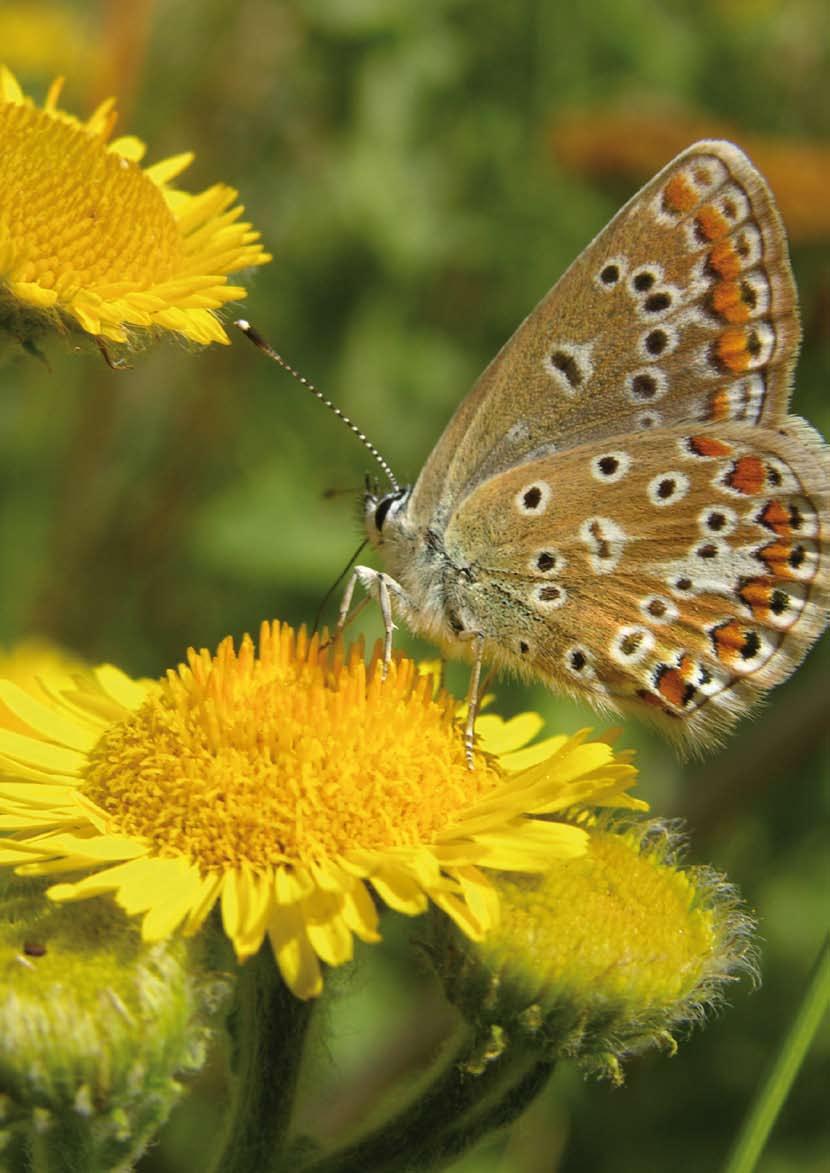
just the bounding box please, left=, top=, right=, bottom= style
left=365, top=486, right=482, bottom=651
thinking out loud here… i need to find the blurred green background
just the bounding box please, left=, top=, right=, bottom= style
left=1, top=0, right=829, bottom=1169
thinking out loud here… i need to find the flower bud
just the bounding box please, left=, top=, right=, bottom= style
left=0, top=881, right=231, bottom=1168
left=432, top=820, right=756, bottom=1082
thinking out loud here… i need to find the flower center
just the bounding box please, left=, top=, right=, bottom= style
left=81, top=630, right=500, bottom=870
left=0, top=102, right=182, bottom=291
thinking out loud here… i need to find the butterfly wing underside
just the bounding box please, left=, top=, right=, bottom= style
left=409, top=140, right=800, bottom=529
left=442, top=420, right=829, bottom=744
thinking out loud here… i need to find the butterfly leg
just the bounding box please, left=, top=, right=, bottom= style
left=458, top=632, right=485, bottom=769
left=336, top=566, right=413, bottom=677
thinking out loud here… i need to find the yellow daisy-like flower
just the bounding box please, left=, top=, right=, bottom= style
left=0, top=621, right=642, bottom=999
left=0, top=65, right=270, bottom=347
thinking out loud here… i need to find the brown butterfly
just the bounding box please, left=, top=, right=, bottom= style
left=243, top=140, right=830, bottom=761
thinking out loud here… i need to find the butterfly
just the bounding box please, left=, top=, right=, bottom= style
left=239, top=140, right=829, bottom=762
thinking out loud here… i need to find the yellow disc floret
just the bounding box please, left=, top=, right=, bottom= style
left=82, top=632, right=500, bottom=870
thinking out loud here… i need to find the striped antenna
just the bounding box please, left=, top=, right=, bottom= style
left=235, top=320, right=400, bottom=492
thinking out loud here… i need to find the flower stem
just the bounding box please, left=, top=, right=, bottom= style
left=300, top=1030, right=554, bottom=1173
left=723, top=930, right=830, bottom=1173
left=212, top=944, right=314, bottom=1173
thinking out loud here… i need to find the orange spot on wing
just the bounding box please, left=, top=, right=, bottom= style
left=716, top=327, right=751, bottom=373
left=695, top=205, right=730, bottom=241
left=759, top=499, right=792, bottom=536
left=636, top=687, right=681, bottom=717
left=711, top=620, right=750, bottom=661
left=726, top=455, right=765, bottom=495
left=689, top=434, right=733, bottom=458
left=707, top=389, right=732, bottom=422
left=663, top=172, right=698, bottom=214
left=655, top=666, right=696, bottom=709
left=711, top=281, right=750, bottom=323
left=677, top=654, right=695, bottom=679
left=759, top=540, right=798, bottom=577
left=709, top=240, right=741, bottom=280
left=738, top=576, right=773, bottom=618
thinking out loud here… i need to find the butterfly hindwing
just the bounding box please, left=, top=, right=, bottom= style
left=442, top=418, right=829, bottom=745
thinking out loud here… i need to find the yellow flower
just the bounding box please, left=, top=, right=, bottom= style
left=437, top=822, right=756, bottom=1081
left=0, top=621, right=642, bottom=999
left=0, top=65, right=270, bottom=347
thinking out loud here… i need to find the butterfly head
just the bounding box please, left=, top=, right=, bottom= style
left=364, top=476, right=411, bottom=547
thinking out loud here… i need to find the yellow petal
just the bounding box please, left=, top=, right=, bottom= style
left=267, top=905, right=323, bottom=1000
left=108, top=135, right=147, bottom=162
left=48, top=858, right=152, bottom=902
left=0, top=682, right=99, bottom=751
left=430, top=890, right=487, bottom=941
left=142, top=865, right=205, bottom=940
left=453, top=866, right=500, bottom=931
left=183, top=872, right=224, bottom=935
left=274, top=865, right=315, bottom=905
left=476, top=712, right=546, bottom=756
left=303, top=890, right=354, bottom=967
left=370, top=865, right=429, bottom=916
left=93, top=665, right=150, bottom=712
left=144, top=152, right=195, bottom=185
left=341, top=879, right=381, bottom=943
left=0, top=729, right=86, bottom=775
left=0, top=65, right=24, bottom=104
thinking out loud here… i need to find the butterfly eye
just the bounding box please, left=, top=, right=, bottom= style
left=373, top=489, right=409, bottom=532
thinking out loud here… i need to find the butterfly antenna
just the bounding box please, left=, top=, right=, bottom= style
left=235, top=320, right=400, bottom=492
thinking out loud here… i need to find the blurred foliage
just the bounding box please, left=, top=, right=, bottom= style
left=1, top=0, right=829, bottom=1169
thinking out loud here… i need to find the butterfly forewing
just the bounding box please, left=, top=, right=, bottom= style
left=366, top=139, right=827, bottom=749
left=442, top=419, right=829, bottom=745
left=409, top=140, right=800, bottom=528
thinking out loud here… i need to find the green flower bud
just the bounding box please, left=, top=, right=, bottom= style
left=432, top=819, right=756, bottom=1083
left=0, top=880, right=232, bottom=1171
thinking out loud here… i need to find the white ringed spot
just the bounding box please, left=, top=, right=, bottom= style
left=737, top=271, right=771, bottom=319
left=713, top=183, right=751, bottom=229
left=542, top=340, right=595, bottom=397
left=529, top=548, right=566, bottom=576
left=626, top=366, right=668, bottom=404
left=627, top=264, right=664, bottom=298
left=594, top=256, right=629, bottom=292
left=730, top=224, right=763, bottom=269
left=590, top=450, right=631, bottom=484
left=635, top=283, right=683, bottom=323
left=563, top=645, right=596, bottom=681
left=638, top=323, right=679, bottom=362
left=532, top=583, right=568, bottom=610
left=635, top=408, right=663, bottom=430
left=610, top=625, right=655, bottom=665
left=515, top=481, right=552, bottom=516
left=640, top=595, right=679, bottom=625
left=647, top=470, right=691, bottom=507
left=669, top=574, right=697, bottom=596
left=698, top=504, right=738, bottom=536
left=692, top=538, right=727, bottom=562
left=685, top=155, right=729, bottom=197
left=579, top=515, right=628, bottom=574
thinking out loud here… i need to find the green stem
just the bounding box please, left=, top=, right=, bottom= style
left=723, top=931, right=830, bottom=1173
left=212, top=944, right=314, bottom=1173
left=300, top=1034, right=553, bottom=1173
